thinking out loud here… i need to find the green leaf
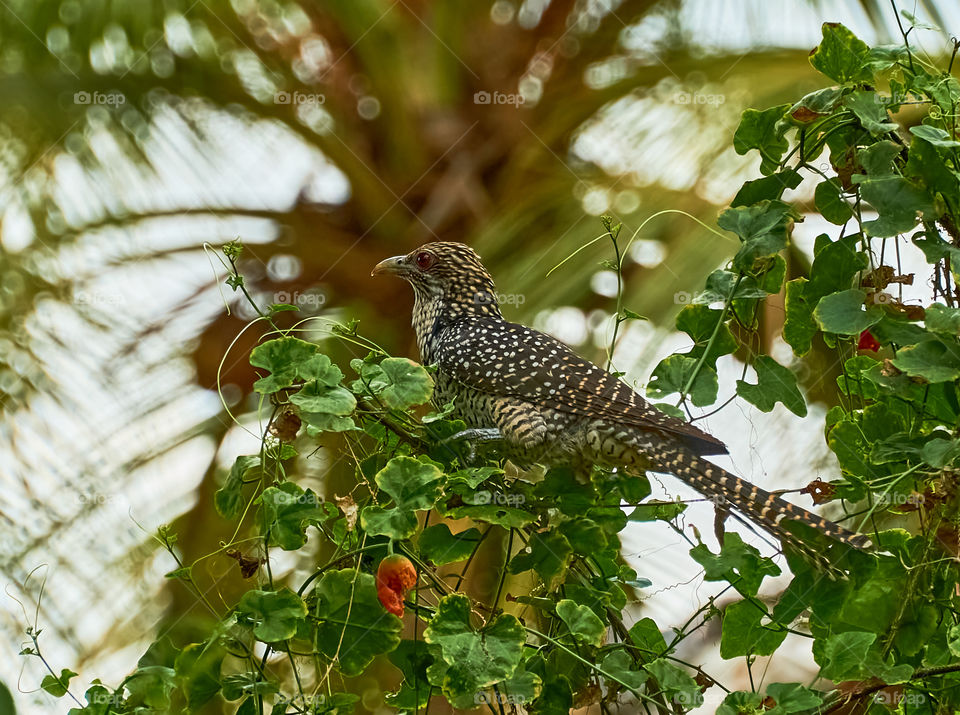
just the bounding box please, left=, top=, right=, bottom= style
left=689, top=533, right=780, bottom=598
left=314, top=569, right=403, bottom=676
left=598, top=651, right=645, bottom=693
left=353, top=357, right=434, bottom=409
left=386, top=640, right=435, bottom=709
left=891, top=339, right=960, bottom=382
left=925, top=303, right=960, bottom=335
left=237, top=588, right=307, bottom=642
left=717, top=201, right=797, bottom=272
left=424, top=594, right=525, bottom=701
left=948, top=623, right=960, bottom=657
left=556, top=599, right=606, bottom=647
left=717, top=691, right=764, bottom=715
left=736, top=356, right=807, bottom=417
left=628, top=500, right=687, bottom=522
left=907, top=133, right=960, bottom=198
left=675, top=305, right=738, bottom=363
left=418, top=523, right=483, bottom=565
left=360, top=457, right=445, bottom=539
left=843, top=91, right=897, bottom=135
left=910, top=124, right=960, bottom=147
left=41, top=669, right=78, bottom=697
left=297, top=353, right=344, bottom=385
left=696, top=270, right=769, bottom=304
left=175, top=640, right=226, bottom=709
left=259, top=482, right=334, bottom=550
left=914, top=227, right=960, bottom=266
left=828, top=417, right=881, bottom=479
left=289, top=382, right=356, bottom=416
left=787, top=86, right=847, bottom=122
left=496, top=661, right=542, bottom=708
left=783, top=279, right=816, bottom=356
left=809, top=22, right=872, bottom=84
left=383, top=461, right=443, bottom=504
left=732, top=104, right=791, bottom=175
left=647, top=355, right=718, bottom=407
left=813, top=289, right=882, bottom=335
left=220, top=672, right=278, bottom=701
left=644, top=659, right=702, bottom=708
left=651, top=402, right=685, bottom=419
left=720, top=599, right=788, bottom=658
left=559, top=518, right=607, bottom=553
left=620, top=307, right=647, bottom=321
left=447, top=465, right=502, bottom=488
left=731, top=170, right=802, bottom=206
left=442, top=504, right=534, bottom=528
left=535, top=466, right=597, bottom=515
left=301, top=411, right=358, bottom=433
left=360, top=507, right=418, bottom=541
left=804, top=235, right=868, bottom=304
left=628, top=617, right=668, bottom=655
left=125, top=666, right=177, bottom=709
left=865, top=45, right=908, bottom=74
left=857, top=139, right=900, bottom=177
left=814, top=179, right=853, bottom=225
left=814, top=631, right=912, bottom=683
left=215, top=456, right=260, bottom=520
left=766, top=683, right=823, bottom=713
left=920, top=437, right=960, bottom=468
left=68, top=684, right=113, bottom=715
left=859, top=176, right=935, bottom=237
left=508, top=531, right=573, bottom=589
left=894, top=603, right=939, bottom=657
left=249, top=337, right=319, bottom=394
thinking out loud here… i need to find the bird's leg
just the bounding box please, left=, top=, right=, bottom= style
left=438, top=427, right=504, bottom=464
left=444, top=427, right=504, bottom=444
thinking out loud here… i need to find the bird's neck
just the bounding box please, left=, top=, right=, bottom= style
left=412, top=284, right=503, bottom=364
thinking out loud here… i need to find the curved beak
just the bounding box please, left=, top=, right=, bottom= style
left=371, top=255, right=407, bottom=277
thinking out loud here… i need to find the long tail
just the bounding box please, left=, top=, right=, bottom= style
left=644, top=442, right=871, bottom=553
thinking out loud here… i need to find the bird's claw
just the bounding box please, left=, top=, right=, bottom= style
left=444, top=428, right=504, bottom=444
left=440, top=428, right=504, bottom=463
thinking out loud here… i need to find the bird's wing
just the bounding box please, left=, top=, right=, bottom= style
left=436, top=317, right=728, bottom=456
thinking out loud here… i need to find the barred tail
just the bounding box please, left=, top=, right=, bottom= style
left=650, top=444, right=871, bottom=551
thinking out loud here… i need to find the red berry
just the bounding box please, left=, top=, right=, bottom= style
left=857, top=330, right=880, bottom=352
left=376, top=554, right=417, bottom=617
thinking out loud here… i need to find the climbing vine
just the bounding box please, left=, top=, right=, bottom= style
left=20, top=13, right=960, bottom=715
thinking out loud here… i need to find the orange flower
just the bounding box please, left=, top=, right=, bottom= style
left=376, top=554, right=417, bottom=617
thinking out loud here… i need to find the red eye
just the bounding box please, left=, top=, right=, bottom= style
left=414, top=251, right=435, bottom=270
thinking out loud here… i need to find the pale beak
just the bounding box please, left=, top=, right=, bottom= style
left=371, top=255, right=406, bottom=277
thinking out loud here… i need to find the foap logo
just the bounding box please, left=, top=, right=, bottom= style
left=473, top=90, right=526, bottom=107
left=473, top=291, right=526, bottom=307
left=78, top=493, right=118, bottom=506
left=75, top=291, right=124, bottom=306
left=472, top=490, right=525, bottom=507
left=274, top=290, right=327, bottom=309
left=475, top=691, right=527, bottom=706
left=74, top=91, right=126, bottom=106
left=673, top=91, right=725, bottom=106
left=272, top=491, right=323, bottom=507
left=274, top=91, right=326, bottom=106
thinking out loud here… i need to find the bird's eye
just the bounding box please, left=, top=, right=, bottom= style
left=414, top=251, right=435, bottom=270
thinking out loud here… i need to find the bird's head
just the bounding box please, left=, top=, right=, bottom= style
left=372, top=242, right=503, bottom=318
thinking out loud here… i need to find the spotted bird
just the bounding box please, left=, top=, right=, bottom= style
left=372, top=241, right=870, bottom=560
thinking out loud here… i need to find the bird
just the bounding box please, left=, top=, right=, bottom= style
left=371, top=241, right=870, bottom=561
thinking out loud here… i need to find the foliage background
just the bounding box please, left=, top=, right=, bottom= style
left=1, top=0, right=959, bottom=713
